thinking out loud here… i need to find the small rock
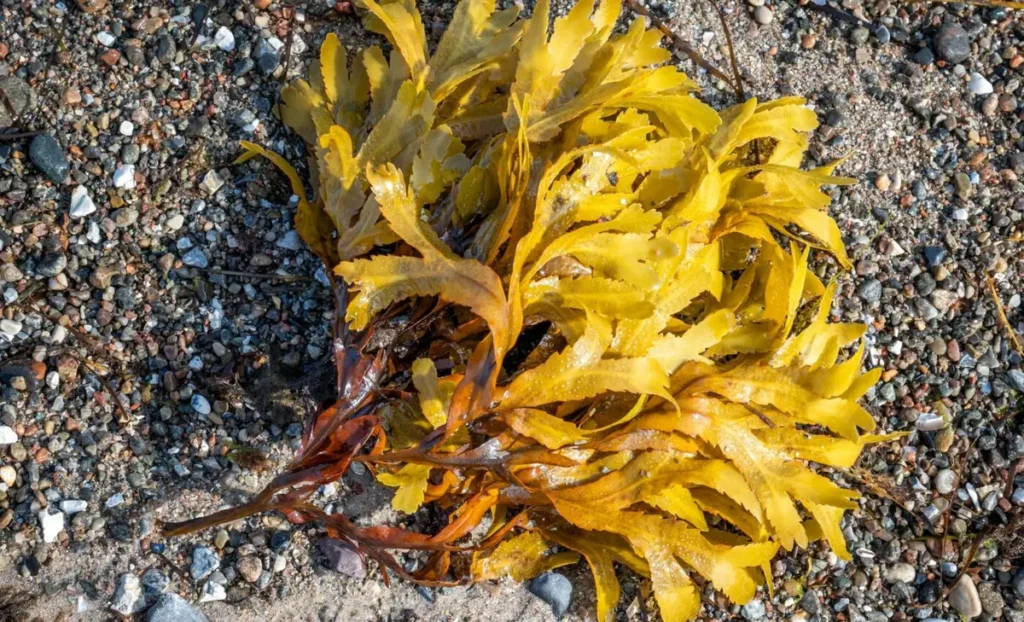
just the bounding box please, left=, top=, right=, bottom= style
left=146, top=594, right=208, bottom=622
left=948, top=575, right=982, bottom=618
left=754, top=6, right=772, bottom=24
left=70, top=186, right=97, bottom=218
left=36, top=253, right=67, bottom=278
left=113, top=165, right=137, bottom=189
left=913, top=47, right=935, bottom=65
left=100, top=49, right=121, bottom=66
left=96, top=32, right=117, bottom=47
left=934, top=469, right=956, bottom=494
left=742, top=599, right=766, bottom=620
left=29, top=134, right=69, bottom=184
left=934, top=23, right=971, bottom=64
left=142, top=568, right=169, bottom=599
left=213, top=27, right=235, bottom=51
left=182, top=248, right=209, bottom=268
left=200, top=170, right=224, bottom=195
left=190, top=547, right=220, bottom=580
left=198, top=581, right=226, bottom=603
left=60, top=500, right=87, bottom=515
left=38, top=508, right=64, bottom=543
left=276, top=230, right=303, bottom=250
left=236, top=556, right=263, bottom=583
left=257, top=53, right=280, bottom=76
left=0, top=465, right=15, bottom=486
left=858, top=279, right=882, bottom=303
left=110, top=574, right=146, bottom=616
left=191, top=394, right=212, bottom=414
left=156, top=34, right=177, bottom=63
left=0, top=77, right=37, bottom=126
left=968, top=72, right=994, bottom=95
left=529, top=572, right=572, bottom=618
left=0, top=322, right=21, bottom=340
left=885, top=562, right=916, bottom=584
left=119, top=120, right=135, bottom=136
left=319, top=538, right=366, bottom=578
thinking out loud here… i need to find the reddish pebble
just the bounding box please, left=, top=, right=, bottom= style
left=254, top=0, right=271, bottom=7
left=0, top=43, right=8, bottom=59
left=100, top=48, right=121, bottom=65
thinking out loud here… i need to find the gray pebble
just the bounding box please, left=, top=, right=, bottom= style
left=934, top=23, right=971, bottom=64
left=529, top=572, right=572, bottom=618
left=147, top=594, right=209, bottom=622
left=29, top=133, right=69, bottom=184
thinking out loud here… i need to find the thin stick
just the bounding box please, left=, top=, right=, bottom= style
left=623, top=0, right=736, bottom=90
left=988, top=276, right=1023, bottom=356
left=280, top=4, right=299, bottom=85
left=199, top=267, right=310, bottom=282
left=706, top=0, right=745, bottom=100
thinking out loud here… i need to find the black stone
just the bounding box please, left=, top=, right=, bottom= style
left=933, top=23, right=971, bottom=64
left=29, top=133, right=69, bottom=184
left=913, top=47, right=935, bottom=66
left=257, top=53, right=280, bottom=76
left=529, top=572, right=573, bottom=618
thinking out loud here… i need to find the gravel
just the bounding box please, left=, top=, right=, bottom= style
left=2, top=1, right=1024, bottom=621
left=146, top=594, right=209, bottom=622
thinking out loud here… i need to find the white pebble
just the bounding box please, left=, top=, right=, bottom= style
left=70, top=185, right=97, bottom=218
left=60, top=499, right=88, bottom=515
left=0, top=425, right=18, bottom=445
left=213, top=27, right=236, bottom=51
left=96, top=32, right=116, bottom=47
left=113, top=164, right=137, bottom=189
left=38, top=509, right=65, bottom=543
left=968, top=72, right=993, bottom=95
left=119, top=120, right=135, bottom=136
left=191, top=394, right=212, bottom=415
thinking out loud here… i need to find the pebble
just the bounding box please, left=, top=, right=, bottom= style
left=29, top=133, right=69, bottom=184
left=146, top=594, right=209, bottom=622
left=858, top=279, right=882, bottom=303
left=60, top=500, right=88, bottom=515
left=38, top=508, right=64, bottom=543
left=96, top=32, right=116, bottom=46
left=885, top=562, right=916, bottom=584
left=0, top=465, right=15, bottom=486
left=934, top=23, right=971, bottom=64
left=742, top=599, right=767, bottom=620
left=948, top=575, right=982, bottom=618
left=190, top=547, right=220, bottom=580
left=754, top=6, right=773, bottom=24
left=276, top=230, right=303, bottom=250
left=923, top=246, right=946, bottom=267
left=529, top=573, right=572, bottom=618
left=200, top=169, right=225, bottom=195
left=236, top=556, right=263, bottom=583
left=191, top=394, right=212, bottom=415
left=0, top=76, right=36, bottom=126
left=914, top=47, right=935, bottom=65
left=1014, top=570, right=1024, bottom=597
left=182, top=248, right=209, bottom=268
left=0, top=322, right=21, bottom=340
left=0, top=426, right=17, bottom=445
left=257, top=53, right=280, bottom=76
left=318, top=538, right=366, bottom=578
left=934, top=469, right=956, bottom=494
left=142, top=568, right=169, bottom=599
left=111, top=573, right=146, bottom=616
left=113, top=164, right=137, bottom=189
left=213, top=27, right=236, bottom=51
left=968, top=72, right=994, bottom=95
left=70, top=186, right=97, bottom=218
left=199, top=581, right=226, bottom=603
